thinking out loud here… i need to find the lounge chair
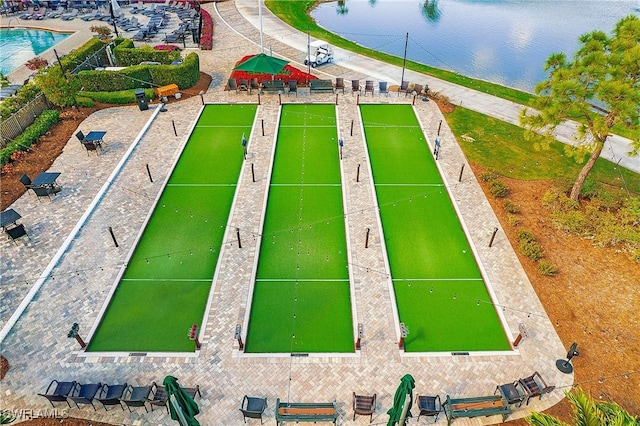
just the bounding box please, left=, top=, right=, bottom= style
left=351, top=79, right=361, bottom=95
left=61, top=8, right=78, bottom=20
left=352, top=392, right=376, bottom=421
left=335, top=77, right=345, bottom=94
left=32, top=8, right=47, bottom=19
left=121, top=385, right=152, bottom=413
left=239, top=395, right=267, bottom=424
left=364, top=80, right=374, bottom=96
left=38, top=380, right=76, bottom=408
left=7, top=224, right=30, bottom=245
left=416, top=394, right=441, bottom=422
left=378, top=81, right=389, bottom=96
left=227, top=78, right=238, bottom=93
left=48, top=7, right=65, bottom=18
left=96, top=383, right=127, bottom=410
left=164, top=32, right=184, bottom=43
left=80, top=10, right=97, bottom=20
left=69, top=382, right=102, bottom=410
left=287, top=80, right=298, bottom=97
left=149, top=382, right=201, bottom=412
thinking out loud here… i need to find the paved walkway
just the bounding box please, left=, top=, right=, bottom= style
left=0, top=2, right=575, bottom=425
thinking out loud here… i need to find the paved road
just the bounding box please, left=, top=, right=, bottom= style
left=232, top=0, right=639, bottom=175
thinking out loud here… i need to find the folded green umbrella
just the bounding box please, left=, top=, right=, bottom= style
left=163, top=375, right=200, bottom=426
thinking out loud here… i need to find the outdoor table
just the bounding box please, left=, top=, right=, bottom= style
left=84, top=131, right=106, bottom=145
left=32, top=172, right=61, bottom=188
left=1, top=209, right=21, bottom=231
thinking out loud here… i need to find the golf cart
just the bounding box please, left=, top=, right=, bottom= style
left=305, top=40, right=334, bottom=68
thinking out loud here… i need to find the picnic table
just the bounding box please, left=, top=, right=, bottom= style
left=275, top=398, right=337, bottom=425
left=443, top=394, right=512, bottom=425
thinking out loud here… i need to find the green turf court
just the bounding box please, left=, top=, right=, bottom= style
left=245, top=104, right=354, bottom=353
left=360, top=104, right=510, bottom=352
left=88, top=104, right=257, bottom=352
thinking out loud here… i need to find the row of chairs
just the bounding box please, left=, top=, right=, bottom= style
left=38, top=380, right=201, bottom=412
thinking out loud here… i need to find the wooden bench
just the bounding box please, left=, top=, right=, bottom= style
left=155, top=83, right=179, bottom=98
left=443, top=394, right=512, bottom=425
left=310, top=79, right=334, bottom=93
left=275, top=398, right=337, bottom=425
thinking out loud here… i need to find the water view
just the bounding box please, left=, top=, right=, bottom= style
left=311, top=0, right=639, bottom=92
left=0, top=28, right=70, bottom=75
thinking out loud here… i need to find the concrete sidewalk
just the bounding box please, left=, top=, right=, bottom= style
left=231, top=0, right=639, bottom=174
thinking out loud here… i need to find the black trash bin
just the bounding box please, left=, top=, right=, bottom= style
left=134, top=89, right=148, bottom=111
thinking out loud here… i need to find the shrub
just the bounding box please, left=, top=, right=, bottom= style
left=0, top=82, right=43, bottom=120
left=25, top=57, right=49, bottom=71
left=503, top=199, right=519, bottom=214
left=89, top=25, right=112, bottom=39
left=80, top=88, right=155, bottom=104
left=199, top=9, right=213, bottom=50
left=75, top=96, right=95, bottom=107
left=0, top=110, right=60, bottom=166
left=538, top=260, right=557, bottom=276
left=519, top=238, right=543, bottom=261
left=114, top=40, right=172, bottom=66
left=34, top=67, right=81, bottom=107
left=148, top=52, right=199, bottom=89
left=481, top=171, right=498, bottom=182
left=60, top=37, right=106, bottom=71
left=507, top=213, right=520, bottom=227
left=489, top=179, right=509, bottom=198
left=517, top=230, right=535, bottom=243
left=79, top=65, right=154, bottom=91
left=154, top=44, right=181, bottom=53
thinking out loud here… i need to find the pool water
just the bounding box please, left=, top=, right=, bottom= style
left=0, top=28, right=70, bottom=75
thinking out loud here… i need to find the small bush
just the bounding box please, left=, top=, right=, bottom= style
left=538, top=260, right=557, bottom=276
left=80, top=88, right=155, bottom=104
left=489, top=179, right=509, bottom=198
left=519, top=238, right=543, bottom=261
left=481, top=171, right=498, bottom=182
left=517, top=229, right=535, bottom=243
left=0, top=110, right=60, bottom=166
left=503, top=199, right=519, bottom=214
left=507, top=213, right=520, bottom=227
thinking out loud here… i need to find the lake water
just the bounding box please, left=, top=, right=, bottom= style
left=311, top=0, right=639, bottom=92
left=0, top=28, right=70, bottom=76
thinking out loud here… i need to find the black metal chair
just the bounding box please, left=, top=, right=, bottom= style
left=6, top=224, right=30, bottom=245
left=38, top=380, right=77, bottom=408
left=32, top=185, right=57, bottom=201
left=288, top=80, right=298, bottom=97
left=96, top=383, right=127, bottom=410
left=364, top=80, right=374, bottom=96
left=69, top=382, right=102, bottom=410
left=149, top=382, right=201, bottom=412
left=121, top=385, right=152, bottom=412
left=19, top=173, right=33, bottom=192
left=352, top=392, right=376, bottom=421
left=75, top=130, right=85, bottom=142
left=227, top=78, right=239, bottom=93
left=249, top=78, right=260, bottom=94
left=416, top=394, right=441, bottom=422
left=83, top=141, right=101, bottom=155
left=495, top=380, right=527, bottom=407
left=239, top=395, right=267, bottom=424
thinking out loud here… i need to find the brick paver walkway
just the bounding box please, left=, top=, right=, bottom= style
left=1, top=2, right=573, bottom=425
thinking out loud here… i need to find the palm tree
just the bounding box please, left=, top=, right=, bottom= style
left=526, top=387, right=638, bottom=426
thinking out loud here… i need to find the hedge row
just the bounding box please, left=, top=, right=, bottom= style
left=80, top=88, right=156, bottom=104
left=0, top=83, right=42, bottom=121
left=113, top=39, right=173, bottom=66
left=1, top=110, right=60, bottom=166
left=200, top=9, right=213, bottom=50
left=78, top=52, right=199, bottom=92
left=60, top=37, right=109, bottom=71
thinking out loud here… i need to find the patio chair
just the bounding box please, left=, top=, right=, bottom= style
left=227, top=78, right=239, bottom=93
left=19, top=173, right=33, bottom=190
left=32, top=185, right=57, bottom=201
left=239, top=79, right=249, bottom=92
left=121, top=384, right=152, bottom=412
left=239, top=395, right=267, bottom=424
left=378, top=81, right=389, bottom=96
left=288, top=80, right=298, bottom=97
left=413, top=84, right=424, bottom=97
left=32, top=8, right=47, bottom=19
left=352, top=392, right=376, bottom=421
left=6, top=224, right=30, bottom=245
left=61, top=8, right=78, bottom=20
left=398, top=80, right=409, bottom=96
left=351, top=79, right=361, bottom=95
left=149, top=382, right=201, bottom=412
left=38, top=380, right=76, bottom=408
left=96, top=383, right=127, bottom=410
left=416, top=394, right=441, bottom=422
left=519, top=372, right=555, bottom=405
left=249, top=78, right=260, bottom=94
left=335, top=77, right=345, bottom=94
left=495, top=380, right=527, bottom=407
left=75, top=130, right=85, bottom=142
left=364, top=80, right=374, bottom=96
left=69, top=382, right=102, bottom=410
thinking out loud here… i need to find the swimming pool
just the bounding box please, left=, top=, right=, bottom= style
left=0, top=28, right=70, bottom=75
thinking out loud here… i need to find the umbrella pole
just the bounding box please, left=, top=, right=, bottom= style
left=399, top=394, right=411, bottom=426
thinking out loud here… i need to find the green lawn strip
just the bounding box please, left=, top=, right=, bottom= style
left=89, top=104, right=257, bottom=352
left=256, top=186, right=348, bottom=279
left=87, top=280, right=210, bottom=352
left=376, top=186, right=481, bottom=279
left=272, top=104, right=340, bottom=184
left=122, top=186, right=235, bottom=280
left=246, top=104, right=353, bottom=353
left=245, top=280, right=353, bottom=353
left=394, top=280, right=510, bottom=352
left=446, top=106, right=640, bottom=193
left=360, top=104, right=440, bottom=184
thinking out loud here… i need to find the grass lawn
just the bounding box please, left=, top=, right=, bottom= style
left=361, top=104, right=510, bottom=352
left=245, top=104, right=353, bottom=353
left=87, top=104, right=257, bottom=352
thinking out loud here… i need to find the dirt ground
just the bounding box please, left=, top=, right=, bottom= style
left=2, top=85, right=639, bottom=424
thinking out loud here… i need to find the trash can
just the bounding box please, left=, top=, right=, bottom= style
left=134, top=89, right=148, bottom=111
